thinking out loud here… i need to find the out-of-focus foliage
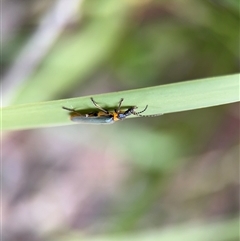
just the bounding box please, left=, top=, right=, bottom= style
left=2, top=0, right=239, bottom=241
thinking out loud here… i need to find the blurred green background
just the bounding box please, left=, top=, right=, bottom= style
left=2, top=0, right=239, bottom=241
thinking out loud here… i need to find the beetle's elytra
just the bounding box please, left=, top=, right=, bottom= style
left=62, top=98, right=162, bottom=124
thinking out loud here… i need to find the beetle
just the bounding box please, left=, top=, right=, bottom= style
left=62, top=97, right=162, bottom=124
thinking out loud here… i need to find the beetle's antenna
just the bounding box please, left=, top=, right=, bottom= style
left=131, top=105, right=163, bottom=117
left=90, top=97, right=109, bottom=114
left=134, top=113, right=163, bottom=117
left=133, top=105, right=148, bottom=115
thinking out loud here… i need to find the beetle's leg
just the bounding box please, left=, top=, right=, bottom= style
left=90, top=98, right=109, bottom=114
left=116, top=98, right=124, bottom=113
left=62, top=106, right=80, bottom=114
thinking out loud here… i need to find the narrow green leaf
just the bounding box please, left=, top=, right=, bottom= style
left=2, top=74, right=239, bottom=130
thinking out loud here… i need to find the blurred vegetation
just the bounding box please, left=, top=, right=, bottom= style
left=2, top=0, right=239, bottom=241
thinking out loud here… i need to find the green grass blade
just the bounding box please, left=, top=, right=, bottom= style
left=2, top=74, right=239, bottom=130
